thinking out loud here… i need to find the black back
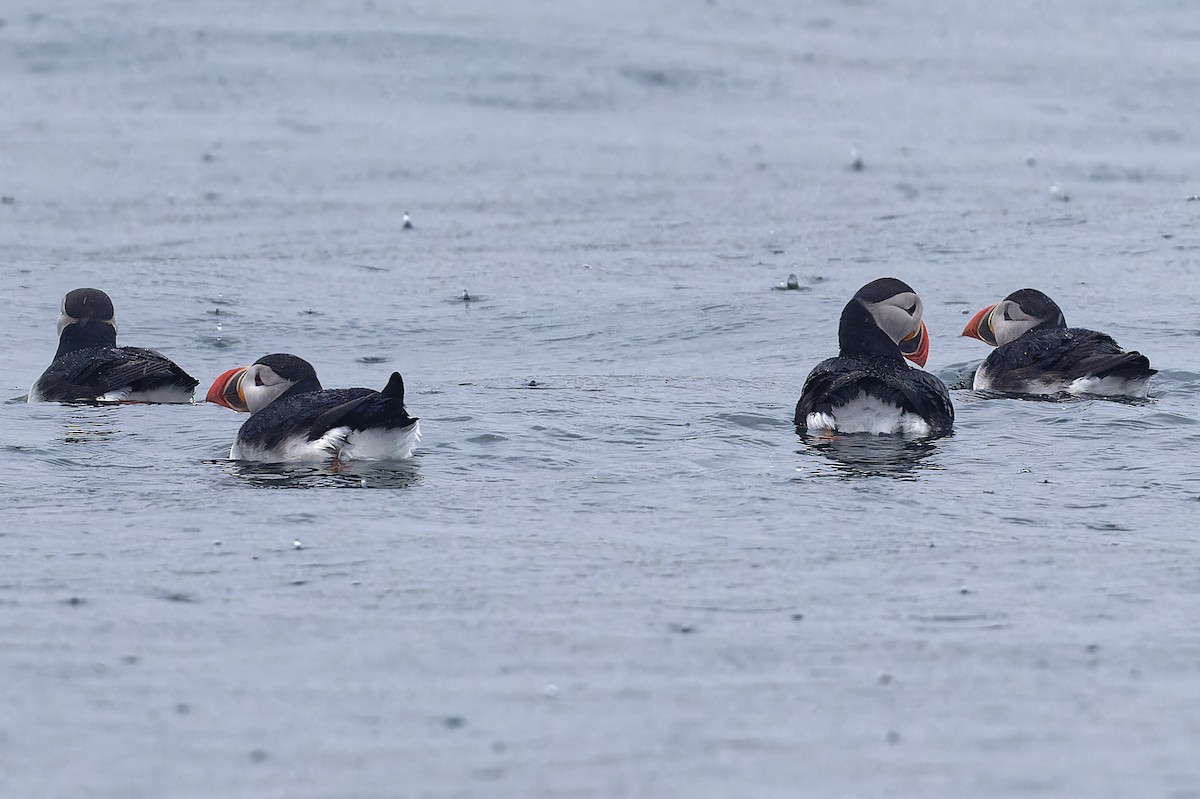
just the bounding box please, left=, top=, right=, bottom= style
left=238, top=372, right=417, bottom=451
left=34, top=346, right=199, bottom=402
left=795, top=354, right=954, bottom=435
left=983, top=327, right=1155, bottom=391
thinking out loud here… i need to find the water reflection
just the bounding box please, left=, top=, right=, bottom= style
left=798, top=433, right=943, bottom=480
left=214, top=460, right=422, bottom=489
left=62, top=407, right=122, bottom=445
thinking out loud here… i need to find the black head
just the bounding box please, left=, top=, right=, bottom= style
left=1004, top=289, right=1067, bottom=329
left=854, top=277, right=918, bottom=305
left=253, top=353, right=320, bottom=383
left=838, top=277, right=929, bottom=366
left=63, top=288, right=116, bottom=323
left=963, top=287, right=1067, bottom=347
left=55, top=287, right=118, bottom=356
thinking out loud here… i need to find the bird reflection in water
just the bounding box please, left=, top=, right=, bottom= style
left=216, top=460, right=422, bottom=490
left=62, top=408, right=121, bottom=445
left=798, top=432, right=943, bottom=480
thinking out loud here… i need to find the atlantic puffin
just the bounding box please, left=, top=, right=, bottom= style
left=962, top=288, right=1156, bottom=397
left=795, top=277, right=954, bottom=436
left=29, top=287, right=198, bottom=403
left=206, top=353, right=420, bottom=463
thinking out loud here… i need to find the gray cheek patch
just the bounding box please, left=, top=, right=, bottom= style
left=56, top=313, right=76, bottom=338
left=56, top=314, right=118, bottom=338
left=868, top=293, right=922, bottom=344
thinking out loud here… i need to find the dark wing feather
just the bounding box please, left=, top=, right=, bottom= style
left=34, top=346, right=198, bottom=401
left=237, top=388, right=372, bottom=451
left=306, top=389, right=417, bottom=440
left=795, top=355, right=953, bottom=435
left=986, top=328, right=1155, bottom=388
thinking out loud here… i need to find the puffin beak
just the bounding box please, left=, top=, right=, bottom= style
left=962, top=304, right=998, bottom=346
left=206, top=366, right=249, bottom=412
left=899, top=320, right=929, bottom=367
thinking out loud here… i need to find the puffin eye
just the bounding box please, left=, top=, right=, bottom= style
left=904, top=302, right=917, bottom=316
left=1002, top=309, right=1013, bottom=321
left=255, top=374, right=264, bottom=386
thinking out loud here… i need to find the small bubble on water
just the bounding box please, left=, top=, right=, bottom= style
left=293, top=539, right=303, bottom=550
left=213, top=540, right=222, bottom=546
left=543, top=684, right=559, bottom=698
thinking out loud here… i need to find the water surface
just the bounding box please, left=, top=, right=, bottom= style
left=3, top=1, right=1200, bottom=797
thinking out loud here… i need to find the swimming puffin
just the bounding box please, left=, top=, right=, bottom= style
left=29, top=287, right=199, bottom=403
left=206, top=353, right=420, bottom=463
left=795, top=277, right=954, bottom=436
left=962, top=288, right=1156, bottom=397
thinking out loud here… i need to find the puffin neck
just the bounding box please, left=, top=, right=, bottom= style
left=1029, top=315, right=1067, bottom=333
left=837, top=298, right=904, bottom=360
left=277, top=375, right=323, bottom=401
left=55, top=319, right=117, bottom=357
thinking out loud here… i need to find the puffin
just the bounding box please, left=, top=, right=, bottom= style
left=795, top=277, right=954, bottom=437
left=29, top=287, right=198, bottom=403
left=206, top=353, right=420, bottom=463
left=962, top=288, right=1156, bottom=397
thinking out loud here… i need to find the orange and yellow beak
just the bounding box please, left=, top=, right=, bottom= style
left=899, top=320, right=930, bottom=367
left=897, top=319, right=931, bottom=364
left=962, top=304, right=998, bottom=346
left=206, top=366, right=250, bottom=412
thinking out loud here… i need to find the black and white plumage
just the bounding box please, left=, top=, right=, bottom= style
left=962, top=288, right=1156, bottom=397
left=795, top=277, right=954, bottom=437
left=206, top=353, right=420, bottom=463
left=29, top=287, right=198, bottom=403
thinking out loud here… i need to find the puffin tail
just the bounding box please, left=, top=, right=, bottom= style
left=381, top=372, right=406, bottom=401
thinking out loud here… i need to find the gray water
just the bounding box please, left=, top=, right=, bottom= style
left=3, top=2, right=1200, bottom=797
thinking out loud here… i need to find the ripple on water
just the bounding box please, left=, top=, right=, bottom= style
left=214, top=460, right=423, bottom=490
left=795, top=434, right=944, bottom=481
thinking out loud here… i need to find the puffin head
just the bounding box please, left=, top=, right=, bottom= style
left=52, top=287, right=119, bottom=355
left=206, top=353, right=322, bottom=414
left=840, top=277, right=930, bottom=367
left=962, top=288, right=1066, bottom=347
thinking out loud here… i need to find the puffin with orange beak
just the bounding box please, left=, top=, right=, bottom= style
left=962, top=288, right=1155, bottom=397
left=207, top=353, right=420, bottom=462
left=795, top=277, right=953, bottom=436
